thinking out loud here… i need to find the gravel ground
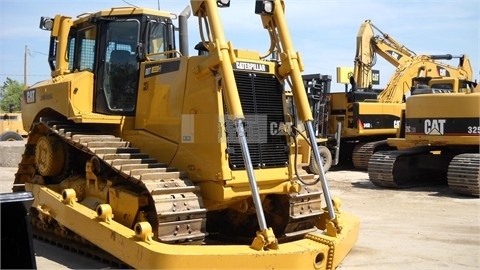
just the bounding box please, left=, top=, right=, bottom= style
left=1, top=166, right=479, bottom=269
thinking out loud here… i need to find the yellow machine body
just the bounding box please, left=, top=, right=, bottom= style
left=15, top=1, right=359, bottom=268
left=334, top=20, right=473, bottom=169
left=389, top=91, right=480, bottom=149
left=368, top=78, right=480, bottom=196
left=345, top=20, right=473, bottom=138
left=329, top=92, right=404, bottom=137
left=0, top=112, right=27, bottom=140
left=28, top=182, right=359, bottom=269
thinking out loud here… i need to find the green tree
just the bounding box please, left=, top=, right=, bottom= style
left=0, top=78, right=24, bottom=112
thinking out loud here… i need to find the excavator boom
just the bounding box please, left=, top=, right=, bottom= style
left=353, top=20, right=417, bottom=90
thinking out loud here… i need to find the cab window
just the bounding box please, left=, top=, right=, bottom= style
left=68, top=26, right=97, bottom=72
left=146, top=21, right=167, bottom=60
left=102, top=20, right=140, bottom=112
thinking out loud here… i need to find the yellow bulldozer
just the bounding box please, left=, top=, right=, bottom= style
left=12, top=1, right=359, bottom=268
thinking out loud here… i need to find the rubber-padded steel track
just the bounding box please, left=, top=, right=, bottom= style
left=367, top=150, right=400, bottom=188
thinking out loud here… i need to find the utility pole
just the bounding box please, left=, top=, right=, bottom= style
left=24, top=45, right=28, bottom=87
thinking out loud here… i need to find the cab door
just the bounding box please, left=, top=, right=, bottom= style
left=94, top=19, right=140, bottom=115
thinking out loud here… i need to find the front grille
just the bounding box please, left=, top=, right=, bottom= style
left=225, top=72, right=289, bottom=169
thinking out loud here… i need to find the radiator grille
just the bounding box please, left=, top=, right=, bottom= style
left=225, top=72, right=289, bottom=169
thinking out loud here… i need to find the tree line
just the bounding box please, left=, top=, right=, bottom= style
left=0, top=78, right=24, bottom=112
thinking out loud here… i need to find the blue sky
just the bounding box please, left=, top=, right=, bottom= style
left=0, top=0, right=478, bottom=92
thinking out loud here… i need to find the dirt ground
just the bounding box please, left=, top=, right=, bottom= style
left=328, top=168, right=479, bottom=270
left=1, top=166, right=479, bottom=269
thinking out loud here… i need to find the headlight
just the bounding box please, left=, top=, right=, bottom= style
left=39, top=17, right=54, bottom=31
left=216, top=0, right=230, bottom=8
left=255, top=0, right=274, bottom=14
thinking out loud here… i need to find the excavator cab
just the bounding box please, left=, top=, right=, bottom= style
left=410, top=77, right=477, bottom=95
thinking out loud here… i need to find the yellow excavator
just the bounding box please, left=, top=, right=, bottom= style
left=368, top=77, right=479, bottom=197
left=12, top=1, right=359, bottom=269
left=331, top=20, right=473, bottom=170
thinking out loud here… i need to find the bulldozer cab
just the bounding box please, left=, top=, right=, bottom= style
left=44, top=11, right=173, bottom=115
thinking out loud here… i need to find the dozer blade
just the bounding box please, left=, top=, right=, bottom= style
left=311, top=200, right=361, bottom=269
left=26, top=182, right=359, bottom=269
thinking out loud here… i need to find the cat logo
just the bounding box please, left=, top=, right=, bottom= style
left=424, top=119, right=446, bottom=135
left=386, top=50, right=402, bottom=61
left=233, top=61, right=268, bottom=72
left=436, top=66, right=450, bottom=77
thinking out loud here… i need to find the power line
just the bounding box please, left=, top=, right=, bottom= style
left=28, top=51, right=48, bottom=57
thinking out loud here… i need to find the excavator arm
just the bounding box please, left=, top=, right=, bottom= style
left=353, top=20, right=416, bottom=89
left=354, top=20, right=473, bottom=103
left=353, top=20, right=375, bottom=89
left=369, top=21, right=416, bottom=67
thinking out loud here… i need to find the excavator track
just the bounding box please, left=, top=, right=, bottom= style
left=367, top=150, right=401, bottom=188
left=352, top=140, right=389, bottom=170
left=367, top=146, right=450, bottom=188
left=368, top=147, right=479, bottom=197
left=447, top=153, right=480, bottom=197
